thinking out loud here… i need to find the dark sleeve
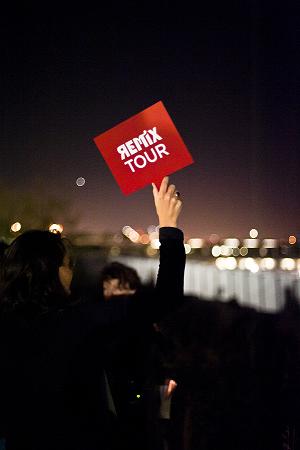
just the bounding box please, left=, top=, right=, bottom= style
left=151, top=226, right=185, bottom=321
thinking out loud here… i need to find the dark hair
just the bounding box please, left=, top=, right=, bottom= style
left=0, top=241, right=9, bottom=269
left=100, top=261, right=141, bottom=291
left=0, top=230, right=73, bottom=313
left=0, top=241, right=9, bottom=257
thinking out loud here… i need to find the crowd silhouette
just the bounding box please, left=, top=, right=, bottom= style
left=0, top=178, right=299, bottom=450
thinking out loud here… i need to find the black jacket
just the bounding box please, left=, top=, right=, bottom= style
left=0, top=227, right=185, bottom=450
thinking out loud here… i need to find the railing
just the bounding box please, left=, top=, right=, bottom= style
left=115, top=256, right=300, bottom=312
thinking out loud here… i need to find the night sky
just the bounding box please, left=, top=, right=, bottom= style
left=1, top=2, right=300, bottom=239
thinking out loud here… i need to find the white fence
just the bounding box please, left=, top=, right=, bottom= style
left=114, top=256, right=300, bottom=312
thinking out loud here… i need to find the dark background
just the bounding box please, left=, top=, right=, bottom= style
left=1, top=1, right=299, bottom=238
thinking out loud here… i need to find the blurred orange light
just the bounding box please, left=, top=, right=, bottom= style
left=289, top=235, right=296, bottom=245
left=140, top=234, right=150, bottom=245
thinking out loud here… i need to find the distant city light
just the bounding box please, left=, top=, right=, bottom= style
left=184, top=243, right=191, bottom=254
left=188, top=238, right=204, bottom=248
left=238, top=259, right=246, bottom=270
left=215, top=257, right=227, bottom=270
left=224, top=238, right=240, bottom=248
left=262, top=239, right=277, bottom=248
left=215, top=257, right=237, bottom=271
left=52, top=221, right=299, bottom=266
left=128, top=229, right=140, bottom=243
left=76, top=177, right=86, bottom=187
left=243, top=239, right=259, bottom=248
left=260, top=258, right=276, bottom=270
left=225, top=257, right=237, bottom=270
left=239, top=247, right=248, bottom=256
left=122, top=226, right=132, bottom=237
left=238, top=257, right=259, bottom=272
left=244, top=258, right=259, bottom=273
left=249, top=228, right=258, bottom=238
left=49, top=223, right=64, bottom=234
left=212, top=245, right=221, bottom=257
left=280, top=258, right=296, bottom=271
left=150, top=239, right=161, bottom=249
left=232, top=248, right=240, bottom=257
left=220, top=245, right=232, bottom=256
left=140, top=234, right=150, bottom=245
left=10, top=222, right=22, bottom=232
left=121, top=226, right=142, bottom=243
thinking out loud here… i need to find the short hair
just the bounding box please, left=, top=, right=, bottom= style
left=100, top=261, right=141, bottom=291
left=0, top=230, right=73, bottom=313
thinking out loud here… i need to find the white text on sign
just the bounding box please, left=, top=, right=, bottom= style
left=117, top=127, right=170, bottom=173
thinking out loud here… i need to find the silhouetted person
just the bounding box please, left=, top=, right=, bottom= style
left=0, top=177, right=185, bottom=450
left=97, top=184, right=185, bottom=450
left=100, top=261, right=142, bottom=301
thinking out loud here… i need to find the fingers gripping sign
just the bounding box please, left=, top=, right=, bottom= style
left=152, top=176, right=182, bottom=228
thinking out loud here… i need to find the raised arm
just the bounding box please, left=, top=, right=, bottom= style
left=152, top=177, right=186, bottom=320
left=89, top=177, right=185, bottom=326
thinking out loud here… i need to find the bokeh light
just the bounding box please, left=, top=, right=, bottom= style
left=10, top=222, right=22, bottom=232
left=184, top=243, right=191, bottom=254
left=212, top=245, right=221, bottom=257
left=280, top=258, right=296, bottom=271
left=260, top=258, right=276, bottom=270
left=76, top=177, right=86, bottom=187
left=150, top=239, right=161, bottom=249
left=49, top=223, right=64, bottom=234
left=249, top=228, right=258, bottom=238
left=240, top=247, right=248, bottom=256
left=188, top=238, right=204, bottom=248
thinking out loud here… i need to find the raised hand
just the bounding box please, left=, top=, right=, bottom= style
left=152, top=176, right=182, bottom=228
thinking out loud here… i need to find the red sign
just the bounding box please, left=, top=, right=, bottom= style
left=93, top=101, right=194, bottom=195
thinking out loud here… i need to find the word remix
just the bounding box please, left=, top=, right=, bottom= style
left=117, top=127, right=170, bottom=173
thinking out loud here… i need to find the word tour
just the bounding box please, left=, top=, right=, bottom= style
left=117, top=127, right=170, bottom=173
